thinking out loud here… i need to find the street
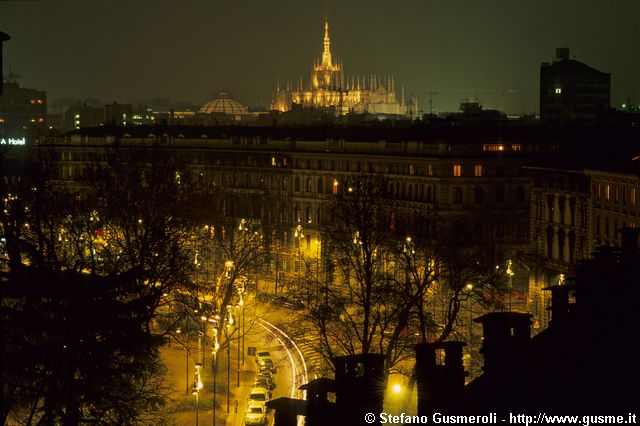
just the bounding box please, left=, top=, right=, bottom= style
left=160, top=300, right=308, bottom=426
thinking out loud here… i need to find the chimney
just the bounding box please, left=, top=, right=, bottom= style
left=414, top=341, right=467, bottom=416
left=333, top=354, right=386, bottom=425
left=300, top=378, right=336, bottom=426
left=555, top=47, right=570, bottom=61
left=474, top=312, right=533, bottom=376
left=543, top=281, right=576, bottom=327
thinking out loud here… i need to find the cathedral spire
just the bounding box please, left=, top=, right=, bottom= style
left=321, top=21, right=333, bottom=68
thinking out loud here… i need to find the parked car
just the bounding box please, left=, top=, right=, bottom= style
left=248, top=387, right=270, bottom=404
left=245, top=401, right=267, bottom=425
left=257, top=370, right=275, bottom=387
left=270, top=295, right=287, bottom=306
left=282, top=296, right=304, bottom=310
left=253, top=376, right=274, bottom=391
left=255, top=350, right=272, bottom=364
left=258, top=357, right=277, bottom=374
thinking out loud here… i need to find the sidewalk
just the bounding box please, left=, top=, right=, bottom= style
left=160, top=340, right=257, bottom=426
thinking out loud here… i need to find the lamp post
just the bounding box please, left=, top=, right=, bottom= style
left=200, top=315, right=209, bottom=365
left=506, top=260, right=514, bottom=311
left=197, top=331, right=204, bottom=366
left=466, top=283, right=474, bottom=378
left=240, top=286, right=245, bottom=366
left=176, top=322, right=190, bottom=395
left=225, top=305, right=234, bottom=414
left=236, top=302, right=241, bottom=387
left=274, top=239, right=280, bottom=295
left=211, top=322, right=219, bottom=426
left=294, top=224, right=304, bottom=292
left=192, top=363, right=203, bottom=426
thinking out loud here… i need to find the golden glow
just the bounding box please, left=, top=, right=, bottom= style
left=272, top=22, right=405, bottom=116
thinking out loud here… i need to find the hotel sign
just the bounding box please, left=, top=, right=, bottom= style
left=0, top=137, right=26, bottom=146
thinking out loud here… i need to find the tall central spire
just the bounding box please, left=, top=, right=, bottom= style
left=321, top=21, right=332, bottom=68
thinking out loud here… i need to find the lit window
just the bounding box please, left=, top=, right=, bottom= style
left=511, top=144, right=522, bottom=151
left=332, top=178, right=339, bottom=195
left=631, top=188, right=637, bottom=206
left=474, top=164, right=483, bottom=177
left=271, top=157, right=276, bottom=166
left=555, top=88, right=562, bottom=94
left=482, top=144, right=505, bottom=152
left=453, top=165, right=462, bottom=177
left=427, top=164, right=433, bottom=176
left=605, top=185, right=610, bottom=201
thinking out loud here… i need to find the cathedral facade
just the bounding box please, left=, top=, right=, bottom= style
left=272, top=23, right=417, bottom=118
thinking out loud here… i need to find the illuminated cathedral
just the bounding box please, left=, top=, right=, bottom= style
left=272, top=22, right=418, bottom=118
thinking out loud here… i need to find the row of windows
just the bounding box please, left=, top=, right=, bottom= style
left=535, top=195, right=588, bottom=227
left=595, top=182, right=638, bottom=206
left=201, top=170, right=530, bottom=206
left=453, top=164, right=485, bottom=177
left=539, top=226, right=587, bottom=264
left=452, top=186, right=526, bottom=204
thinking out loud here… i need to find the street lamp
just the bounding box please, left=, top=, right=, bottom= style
left=197, top=331, right=204, bottom=366
left=238, top=284, right=246, bottom=366
left=506, top=260, right=514, bottom=311
left=236, top=302, right=241, bottom=388
left=294, top=223, right=304, bottom=292
left=392, top=383, right=402, bottom=414
left=225, top=305, right=233, bottom=413
left=176, top=325, right=190, bottom=395
left=210, top=321, right=220, bottom=426
left=192, top=363, right=203, bottom=426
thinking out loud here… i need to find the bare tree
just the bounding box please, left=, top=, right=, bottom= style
left=0, top=145, right=205, bottom=424
left=296, top=174, right=508, bottom=378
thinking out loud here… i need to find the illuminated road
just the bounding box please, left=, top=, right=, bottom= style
left=255, top=317, right=308, bottom=426
left=257, top=318, right=308, bottom=400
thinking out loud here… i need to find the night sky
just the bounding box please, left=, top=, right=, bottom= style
left=2, top=0, right=638, bottom=114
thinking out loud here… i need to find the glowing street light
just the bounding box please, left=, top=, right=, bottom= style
left=192, top=363, right=203, bottom=426
left=210, top=320, right=220, bottom=426
left=392, top=383, right=403, bottom=414
left=506, top=259, right=514, bottom=310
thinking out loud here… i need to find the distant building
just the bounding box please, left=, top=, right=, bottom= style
left=540, top=47, right=610, bottom=123
left=0, top=80, right=47, bottom=139
left=104, top=102, right=133, bottom=126
left=64, top=103, right=105, bottom=130
left=525, top=154, right=640, bottom=329
left=272, top=22, right=417, bottom=119
left=198, top=91, right=250, bottom=124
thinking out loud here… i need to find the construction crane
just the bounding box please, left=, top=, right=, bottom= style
left=424, top=91, right=438, bottom=115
